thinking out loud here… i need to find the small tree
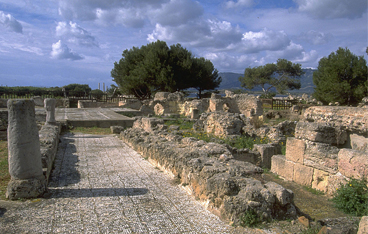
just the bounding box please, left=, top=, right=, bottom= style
left=239, top=59, right=303, bottom=98
left=313, top=47, right=367, bottom=106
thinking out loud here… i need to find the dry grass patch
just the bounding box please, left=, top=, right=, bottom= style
left=0, top=141, right=9, bottom=200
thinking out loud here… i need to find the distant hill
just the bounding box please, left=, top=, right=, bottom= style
left=218, top=68, right=316, bottom=94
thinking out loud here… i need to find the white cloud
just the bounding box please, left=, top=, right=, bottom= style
left=148, top=19, right=243, bottom=50
left=51, top=40, right=83, bottom=60
left=298, top=30, right=332, bottom=45
left=240, top=28, right=290, bottom=53
left=149, top=0, right=203, bottom=26
left=225, top=0, right=254, bottom=9
left=56, top=21, right=99, bottom=47
left=58, top=0, right=167, bottom=27
left=0, top=11, right=23, bottom=33
left=295, top=0, right=367, bottom=19
left=267, top=42, right=319, bottom=64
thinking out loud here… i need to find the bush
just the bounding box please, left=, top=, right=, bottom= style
left=331, top=178, right=368, bottom=216
left=239, top=209, right=261, bottom=227
left=91, top=89, right=104, bottom=100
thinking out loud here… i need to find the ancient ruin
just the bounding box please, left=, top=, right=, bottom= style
left=1, top=92, right=367, bottom=232
left=6, top=99, right=47, bottom=199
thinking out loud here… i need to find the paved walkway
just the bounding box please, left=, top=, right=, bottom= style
left=0, top=133, right=256, bottom=233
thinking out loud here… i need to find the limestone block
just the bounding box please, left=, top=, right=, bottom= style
left=303, top=141, right=339, bottom=173
left=118, top=99, right=142, bottom=110
left=271, top=155, right=294, bottom=180
left=293, top=163, right=313, bottom=186
left=110, top=126, right=125, bottom=134
left=311, top=169, right=329, bottom=193
left=44, top=98, right=56, bottom=124
left=327, top=172, right=347, bottom=196
left=350, top=133, right=368, bottom=153
left=253, top=144, right=278, bottom=169
left=141, top=118, right=164, bottom=132
left=285, top=137, right=305, bottom=163
left=295, top=122, right=347, bottom=145
left=358, top=216, right=368, bottom=234
left=154, top=92, right=170, bottom=101
left=264, top=181, right=294, bottom=206
left=154, top=103, right=165, bottom=116
left=303, top=106, right=368, bottom=135
left=32, top=96, right=44, bottom=106
left=338, top=148, right=368, bottom=180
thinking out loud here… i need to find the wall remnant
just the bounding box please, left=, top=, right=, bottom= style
left=271, top=106, right=368, bottom=195
left=120, top=117, right=299, bottom=225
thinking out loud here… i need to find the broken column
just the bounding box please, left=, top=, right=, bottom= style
left=44, top=98, right=56, bottom=124
left=6, top=99, right=46, bottom=200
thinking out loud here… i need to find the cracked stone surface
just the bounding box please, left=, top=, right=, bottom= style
left=0, top=133, right=267, bottom=233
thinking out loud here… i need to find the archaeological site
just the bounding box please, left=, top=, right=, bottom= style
left=0, top=92, right=367, bottom=233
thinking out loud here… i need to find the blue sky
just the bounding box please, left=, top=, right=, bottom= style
left=0, top=0, right=367, bottom=89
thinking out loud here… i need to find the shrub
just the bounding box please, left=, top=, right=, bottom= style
left=239, top=209, right=261, bottom=227
left=331, top=178, right=368, bottom=216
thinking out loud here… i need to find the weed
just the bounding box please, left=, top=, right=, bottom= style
left=69, top=127, right=111, bottom=135
left=0, top=140, right=10, bottom=200
left=299, top=224, right=323, bottom=234
left=331, top=177, right=368, bottom=216
left=239, top=209, right=261, bottom=228
left=182, top=183, right=189, bottom=187
left=303, top=186, right=324, bottom=195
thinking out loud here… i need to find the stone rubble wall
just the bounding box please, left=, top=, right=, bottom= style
left=271, top=106, right=368, bottom=195
left=39, top=123, right=61, bottom=182
left=120, top=117, right=299, bottom=225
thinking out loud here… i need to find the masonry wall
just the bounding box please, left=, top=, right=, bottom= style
left=271, top=106, right=368, bottom=195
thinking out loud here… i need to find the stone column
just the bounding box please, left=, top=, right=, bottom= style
left=6, top=99, right=46, bottom=200
left=44, top=98, right=56, bottom=124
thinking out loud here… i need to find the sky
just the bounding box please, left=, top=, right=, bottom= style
left=0, top=0, right=367, bottom=90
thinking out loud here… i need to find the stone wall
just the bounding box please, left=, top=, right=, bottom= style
left=207, top=92, right=263, bottom=117
left=120, top=117, right=299, bottom=225
left=39, top=123, right=61, bottom=181
left=271, top=106, right=368, bottom=195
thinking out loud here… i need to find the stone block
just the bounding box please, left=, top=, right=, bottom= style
left=295, top=122, right=347, bottom=145
left=303, top=141, right=339, bottom=173
left=271, top=155, right=294, bottom=180
left=350, top=133, right=368, bottom=153
left=311, top=169, right=329, bottom=193
left=285, top=137, right=305, bottom=163
left=253, top=144, right=277, bottom=169
left=111, top=126, right=125, bottom=134
left=338, top=148, right=368, bottom=180
left=293, top=163, right=313, bottom=186
left=327, top=172, right=347, bottom=196
left=358, top=216, right=368, bottom=234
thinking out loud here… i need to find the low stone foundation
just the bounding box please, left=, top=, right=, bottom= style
left=39, top=123, right=61, bottom=182
left=120, top=117, right=299, bottom=225
left=271, top=106, right=368, bottom=195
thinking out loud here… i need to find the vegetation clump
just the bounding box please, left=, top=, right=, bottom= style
left=331, top=178, right=368, bottom=216
left=239, top=209, right=262, bottom=228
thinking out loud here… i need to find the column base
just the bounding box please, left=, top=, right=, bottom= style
left=6, top=177, right=47, bottom=200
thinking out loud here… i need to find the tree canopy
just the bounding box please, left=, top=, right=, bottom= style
left=111, top=40, right=221, bottom=99
left=313, top=47, right=367, bottom=106
left=238, top=59, right=303, bottom=98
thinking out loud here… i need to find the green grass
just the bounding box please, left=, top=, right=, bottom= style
left=303, top=186, right=325, bottom=195
left=0, top=141, right=10, bottom=200
left=68, top=127, right=112, bottom=135
left=164, top=118, right=194, bottom=130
